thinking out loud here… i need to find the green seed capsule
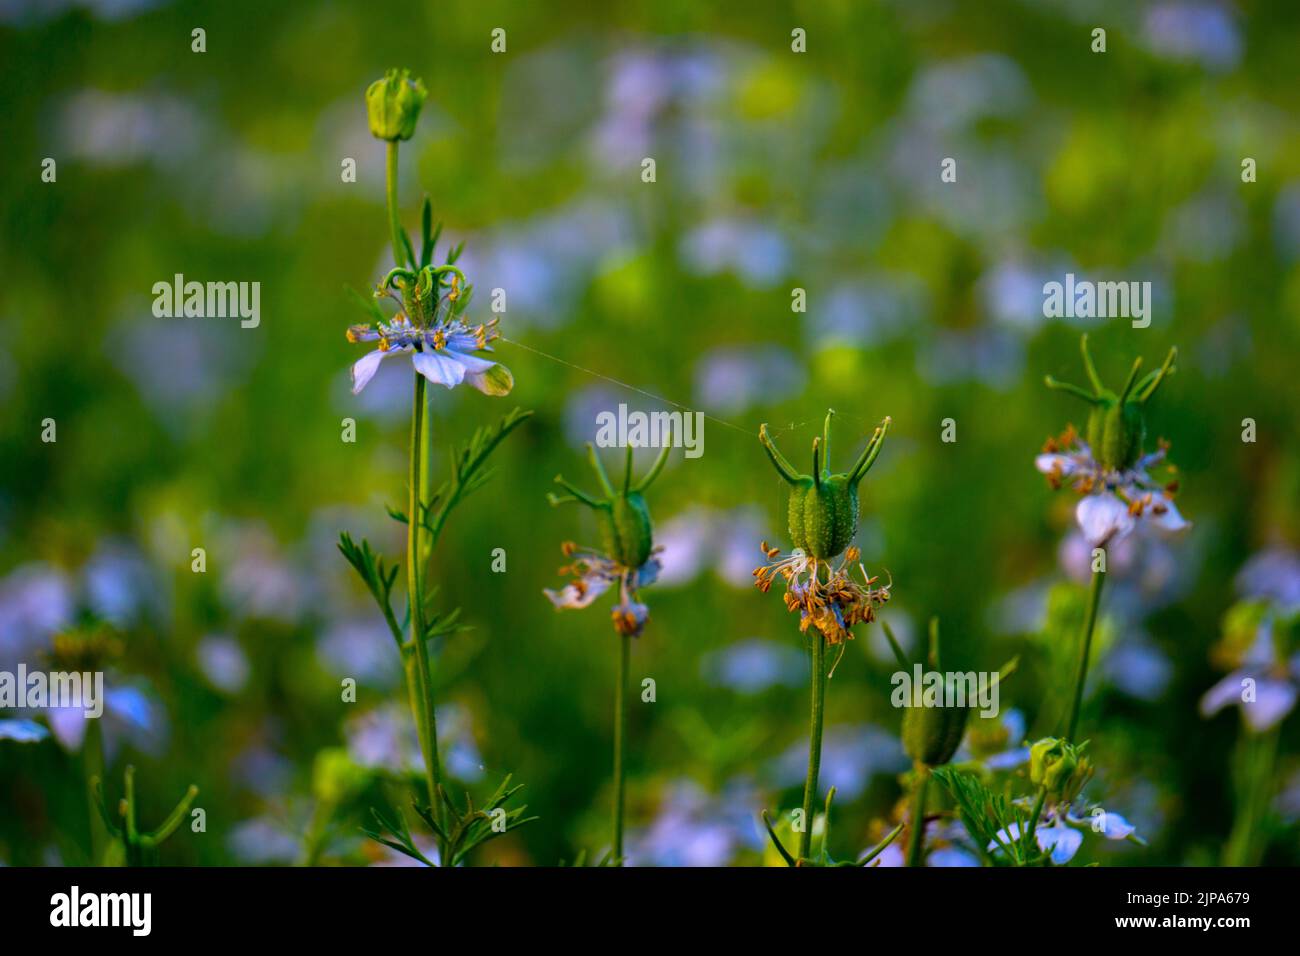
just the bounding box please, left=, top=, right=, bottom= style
left=601, top=492, right=654, bottom=569
left=788, top=475, right=859, bottom=560
left=1045, top=334, right=1177, bottom=473
left=549, top=440, right=672, bottom=571
left=1087, top=396, right=1145, bottom=472
left=760, top=411, right=890, bottom=561
left=902, top=683, right=970, bottom=767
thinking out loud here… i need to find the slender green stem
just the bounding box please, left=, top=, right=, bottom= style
left=612, top=632, right=630, bottom=863
left=906, top=766, right=929, bottom=866
left=798, top=630, right=827, bottom=861
left=1224, top=726, right=1279, bottom=866
left=386, top=141, right=407, bottom=268
left=386, top=136, right=448, bottom=862
left=1025, top=786, right=1048, bottom=861
left=407, top=374, right=446, bottom=851
left=84, top=718, right=106, bottom=864
left=1065, top=561, right=1106, bottom=742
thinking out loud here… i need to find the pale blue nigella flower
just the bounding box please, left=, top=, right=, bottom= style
left=347, top=314, right=512, bottom=396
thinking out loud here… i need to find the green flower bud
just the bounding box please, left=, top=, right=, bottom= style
left=1045, top=335, right=1177, bottom=472
left=760, top=411, right=890, bottom=561
left=902, top=690, right=970, bottom=767
left=366, top=68, right=427, bottom=142
left=1029, top=737, right=1091, bottom=799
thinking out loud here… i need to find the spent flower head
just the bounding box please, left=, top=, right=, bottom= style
left=1036, top=335, right=1187, bottom=548
left=544, top=441, right=672, bottom=637
left=754, top=411, right=893, bottom=646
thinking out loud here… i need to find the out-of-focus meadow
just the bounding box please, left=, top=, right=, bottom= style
left=2, top=0, right=1300, bottom=866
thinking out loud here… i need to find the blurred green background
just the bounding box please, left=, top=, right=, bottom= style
left=2, top=0, right=1300, bottom=866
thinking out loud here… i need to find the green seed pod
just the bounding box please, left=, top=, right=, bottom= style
left=549, top=439, right=673, bottom=569
left=601, top=491, right=654, bottom=569
left=902, top=679, right=970, bottom=767
left=760, top=411, right=890, bottom=561
left=1045, top=335, right=1177, bottom=472
left=366, top=68, right=427, bottom=142
left=787, top=474, right=859, bottom=560
left=1086, top=398, right=1145, bottom=473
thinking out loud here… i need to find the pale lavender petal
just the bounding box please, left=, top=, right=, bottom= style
left=1035, top=453, right=1076, bottom=476
left=1148, top=494, right=1190, bottom=533
left=412, top=349, right=467, bottom=389
left=1200, top=669, right=1250, bottom=717
left=48, top=707, right=88, bottom=751
left=445, top=351, right=513, bottom=396
left=350, top=348, right=393, bottom=394
left=1098, top=811, right=1136, bottom=840
left=1244, top=678, right=1298, bottom=733
left=1076, top=493, right=1134, bottom=547
left=544, top=572, right=614, bottom=610
left=1036, top=824, right=1083, bottom=864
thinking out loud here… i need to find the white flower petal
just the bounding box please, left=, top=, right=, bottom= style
left=1036, top=824, right=1083, bottom=864
left=1147, top=494, right=1190, bottom=533
left=48, top=707, right=88, bottom=751
left=989, top=822, right=1023, bottom=849
left=1200, top=669, right=1249, bottom=718
left=1076, top=493, right=1134, bottom=548
left=412, top=350, right=468, bottom=390
left=350, top=348, right=398, bottom=394
left=1243, top=678, right=1298, bottom=733
left=446, top=351, right=513, bottom=396
left=544, top=572, right=614, bottom=610
left=1035, top=453, right=1077, bottom=476
left=1098, top=811, right=1136, bottom=840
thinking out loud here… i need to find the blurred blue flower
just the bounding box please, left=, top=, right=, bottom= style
left=344, top=702, right=483, bottom=782
left=653, top=505, right=766, bottom=590
left=47, top=683, right=167, bottom=758
left=1099, top=633, right=1173, bottom=702
left=196, top=635, right=250, bottom=695
left=317, top=617, right=401, bottom=689
left=0, top=563, right=73, bottom=666
left=57, top=89, right=203, bottom=168
left=1143, top=2, right=1242, bottom=71
left=810, top=277, right=926, bottom=349
left=919, top=327, right=1024, bottom=389
left=905, top=55, right=1032, bottom=132
left=623, top=777, right=762, bottom=867
left=772, top=724, right=906, bottom=800
left=701, top=639, right=806, bottom=693
left=228, top=815, right=304, bottom=865
left=0, top=719, right=49, bottom=744
left=1236, top=545, right=1300, bottom=613
left=693, top=345, right=804, bottom=415
left=84, top=539, right=164, bottom=626
left=680, top=218, right=790, bottom=288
